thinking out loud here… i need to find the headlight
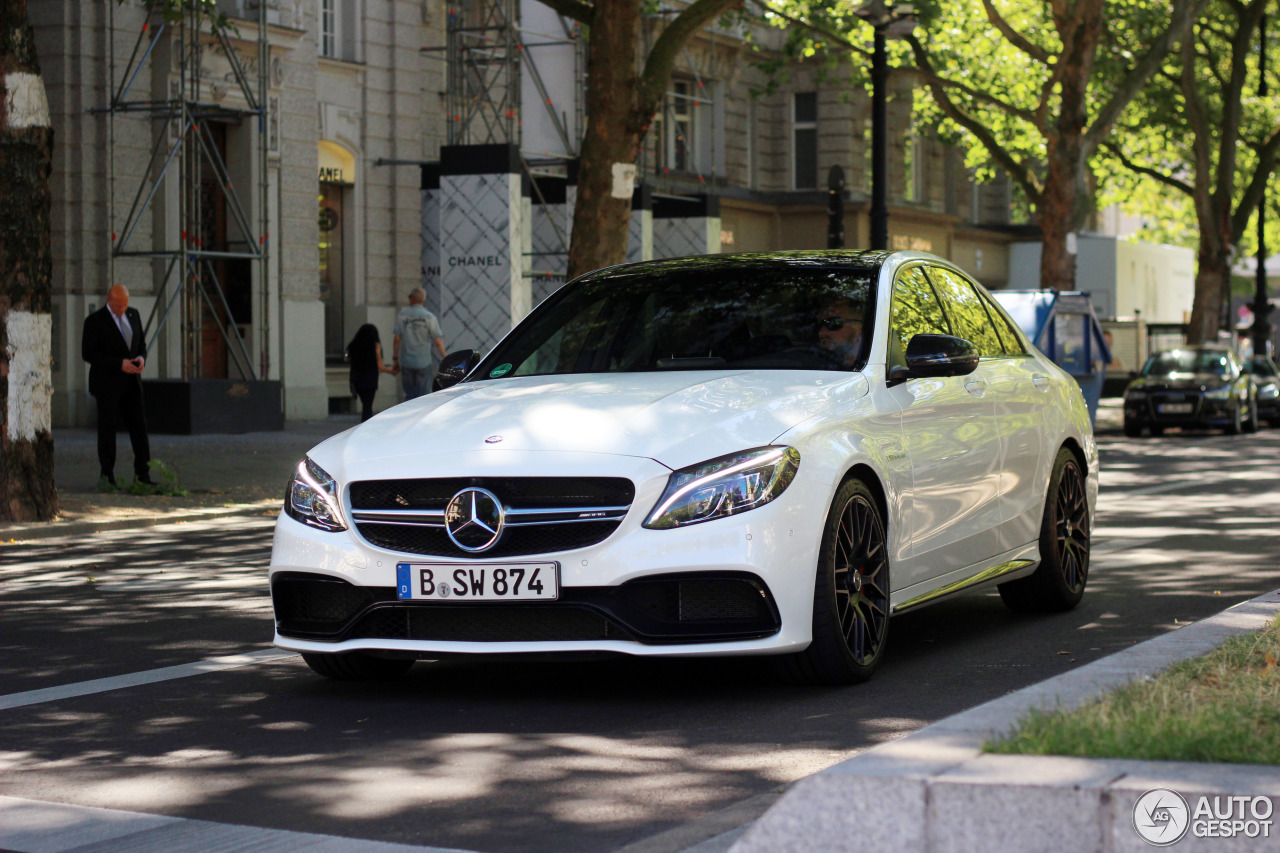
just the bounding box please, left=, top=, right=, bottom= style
left=643, top=446, right=800, bottom=530
left=284, top=458, right=347, bottom=531
left=1204, top=387, right=1231, bottom=400
left=1259, top=383, right=1278, bottom=400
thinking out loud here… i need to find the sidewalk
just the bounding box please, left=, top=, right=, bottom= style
left=730, top=590, right=1280, bottom=853
left=1, top=416, right=358, bottom=540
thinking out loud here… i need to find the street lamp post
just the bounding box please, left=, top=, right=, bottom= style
left=1253, top=13, right=1272, bottom=358
left=855, top=1, right=916, bottom=251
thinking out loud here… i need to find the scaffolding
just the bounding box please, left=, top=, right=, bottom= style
left=102, top=0, right=270, bottom=381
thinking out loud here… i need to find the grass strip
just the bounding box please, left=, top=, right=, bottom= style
left=987, top=614, right=1280, bottom=765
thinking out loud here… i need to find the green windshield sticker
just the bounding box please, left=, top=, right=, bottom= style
left=489, top=363, right=512, bottom=378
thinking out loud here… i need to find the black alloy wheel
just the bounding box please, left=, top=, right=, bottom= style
left=783, top=478, right=890, bottom=685
left=302, top=651, right=415, bottom=681
left=999, top=448, right=1089, bottom=612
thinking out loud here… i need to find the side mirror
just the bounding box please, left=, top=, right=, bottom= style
left=889, top=334, right=979, bottom=385
left=433, top=349, right=481, bottom=391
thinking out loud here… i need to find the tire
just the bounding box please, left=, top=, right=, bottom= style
left=1149, top=424, right=1164, bottom=436
left=1228, top=401, right=1243, bottom=435
left=782, top=478, right=891, bottom=685
left=302, top=651, right=415, bottom=681
left=1243, top=397, right=1259, bottom=434
left=1123, top=417, right=1142, bottom=438
left=999, top=448, right=1089, bottom=613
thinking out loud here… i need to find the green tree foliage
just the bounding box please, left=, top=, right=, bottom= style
left=753, top=0, right=1205, bottom=291
left=1100, top=0, right=1279, bottom=342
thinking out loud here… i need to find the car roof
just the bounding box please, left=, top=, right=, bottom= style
left=575, top=250, right=900, bottom=283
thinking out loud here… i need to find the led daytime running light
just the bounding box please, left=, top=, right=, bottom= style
left=649, top=447, right=788, bottom=522
left=293, top=459, right=347, bottom=530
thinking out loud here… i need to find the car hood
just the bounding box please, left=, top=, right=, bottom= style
left=1130, top=374, right=1230, bottom=392
left=315, top=370, right=868, bottom=472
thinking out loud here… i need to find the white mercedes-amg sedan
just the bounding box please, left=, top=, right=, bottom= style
left=270, top=251, right=1097, bottom=685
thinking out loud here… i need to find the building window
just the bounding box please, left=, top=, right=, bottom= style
left=903, top=132, right=924, bottom=202
left=320, top=0, right=336, bottom=58
left=653, top=79, right=722, bottom=178
left=793, top=92, right=818, bottom=190
left=318, top=0, right=361, bottom=61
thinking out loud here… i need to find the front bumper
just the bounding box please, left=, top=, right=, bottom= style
left=269, top=453, right=830, bottom=658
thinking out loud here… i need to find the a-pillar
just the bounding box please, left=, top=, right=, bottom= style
left=438, top=144, right=530, bottom=352
left=653, top=194, right=721, bottom=260
left=628, top=184, right=653, bottom=263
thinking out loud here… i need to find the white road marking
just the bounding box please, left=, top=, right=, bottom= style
left=0, top=795, right=477, bottom=853
left=0, top=649, right=296, bottom=711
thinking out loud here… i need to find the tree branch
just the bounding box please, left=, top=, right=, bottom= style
left=905, top=33, right=1041, bottom=203
left=638, top=0, right=742, bottom=116
left=1102, top=141, right=1194, bottom=196
left=747, top=0, right=871, bottom=59
left=1230, top=125, right=1280, bottom=240
left=1083, top=0, right=1211, bottom=153
left=981, top=0, right=1051, bottom=65
left=534, top=0, right=593, bottom=25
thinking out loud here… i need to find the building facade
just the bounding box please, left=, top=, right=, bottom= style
left=34, top=0, right=1021, bottom=429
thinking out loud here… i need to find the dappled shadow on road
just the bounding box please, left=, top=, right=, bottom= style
left=0, top=518, right=276, bottom=694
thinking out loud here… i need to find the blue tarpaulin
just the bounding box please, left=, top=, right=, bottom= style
left=991, top=290, right=1112, bottom=423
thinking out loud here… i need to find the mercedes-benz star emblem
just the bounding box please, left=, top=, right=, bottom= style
left=444, top=487, right=505, bottom=552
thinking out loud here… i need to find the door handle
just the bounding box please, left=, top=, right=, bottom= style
left=1032, top=374, right=1051, bottom=391
left=964, top=379, right=986, bottom=397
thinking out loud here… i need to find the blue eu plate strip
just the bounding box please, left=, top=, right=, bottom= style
left=396, top=563, right=411, bottom=600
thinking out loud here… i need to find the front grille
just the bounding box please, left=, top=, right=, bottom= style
left=348, top=605, right=624, bottom=642
left=348, top=477, right=635, bottom=558
left=356, top=520, right=622, bottom=558
left=349, top=477, right=635, bottom=510
left=272, top=572, right=780, bottom=645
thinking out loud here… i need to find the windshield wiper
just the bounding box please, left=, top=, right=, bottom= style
left=656, top=357, right=727, bottom=370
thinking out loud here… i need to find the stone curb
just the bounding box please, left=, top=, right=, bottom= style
left=730, top=590, right=1280, bottom=853
left=1, top=501, right=280, bottom=542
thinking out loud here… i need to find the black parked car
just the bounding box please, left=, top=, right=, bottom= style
left=1251, top=355, right=1280, bottom=427
left=1123, top=346, right=1258, bottom=437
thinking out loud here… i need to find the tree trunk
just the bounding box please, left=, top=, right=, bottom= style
left=566, top=0, right=642, bottom=280
left=1187, top=236, right=1232, bottom=343
left=0, top=0, right=58, bottom=521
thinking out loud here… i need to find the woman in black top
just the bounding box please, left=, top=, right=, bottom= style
left=347, top=324, right=395, bottom=422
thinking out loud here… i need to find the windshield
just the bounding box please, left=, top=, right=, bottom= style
left=1143, top=349, right=1233, bottom=377
left=472, top=261, right=877, bottom=380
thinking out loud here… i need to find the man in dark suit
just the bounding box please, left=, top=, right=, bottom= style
left=82, top=284, right=154, bottom=488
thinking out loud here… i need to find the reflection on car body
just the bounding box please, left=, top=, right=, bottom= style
left=270, top=251, right=1098, bottom=685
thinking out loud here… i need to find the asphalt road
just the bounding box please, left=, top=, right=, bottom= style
left=2, top=429, right=1279, bottom=853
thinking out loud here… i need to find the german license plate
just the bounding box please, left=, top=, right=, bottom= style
left=1158, top=403, right=1193, bottom=414
left=396, top=562, right=559, bottom=601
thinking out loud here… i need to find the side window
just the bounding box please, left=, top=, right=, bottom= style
left=925, top=267, right=1005, bottom=358
left=980, top=290, right=1028, bottom=356
left=889, top=266, right=951, bottom=369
